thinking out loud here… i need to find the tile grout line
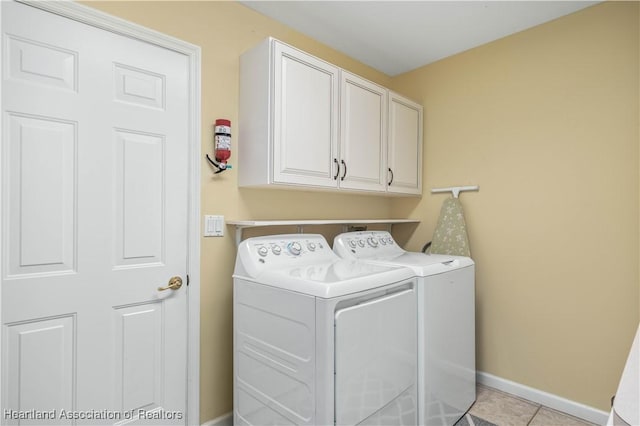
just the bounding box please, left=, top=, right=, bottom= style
left=471, top=385, right=599, bottom=426
left=526, top=405, right=543, bottom=426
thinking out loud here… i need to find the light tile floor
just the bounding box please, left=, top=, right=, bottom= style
left=466, top=385, right=599, bottom=426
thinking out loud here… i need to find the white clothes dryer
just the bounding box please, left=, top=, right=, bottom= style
left=233, top=234, right=419, bottom=426
left=333, top=231, right=476, bottom=426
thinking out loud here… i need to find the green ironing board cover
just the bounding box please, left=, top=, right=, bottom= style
left=430, top=197, right=471, bottom=257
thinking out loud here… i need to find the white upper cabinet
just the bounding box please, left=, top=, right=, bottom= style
left=239, top=38, right=339, bottom=188
left=272, top=42, right=340, bottom=188
left=239, top=37, right=422, bottom=196
left=388, top=92, right=423, bottom=195
left=340, top=71, right=387, bottom=192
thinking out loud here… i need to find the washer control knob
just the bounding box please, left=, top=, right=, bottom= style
left=307, top=242, right=317, bottom=251
left=257, top=246, right=269, bottom=257
left=357, top=239, right=365, bottom=248
left=348, top=240, right=357, bottom=249
left=379, top=238, right=387, bottom=245
left=367, top=237, right=379, bottom=247
left=271, top=244, right=282, bottom=255
left=287, top=242, right=302, bottom=256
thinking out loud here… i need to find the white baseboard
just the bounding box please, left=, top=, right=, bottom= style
left=201, top=412, right=232, bottom=426
left=477, top=371, right=609, bottom=425
left=201, top=375, right=611, bottom=426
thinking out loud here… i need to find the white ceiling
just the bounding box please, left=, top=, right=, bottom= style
left=240, top=1, right=600, bottom=76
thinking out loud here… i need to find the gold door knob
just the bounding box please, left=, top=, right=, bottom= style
left=158, top=276, right=183, bottom=291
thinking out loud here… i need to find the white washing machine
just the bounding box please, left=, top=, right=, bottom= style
left=233, top=234, right=419, bottom=426
left=333, top=231, right=476, bottom=426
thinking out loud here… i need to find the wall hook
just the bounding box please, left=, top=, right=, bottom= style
left=431, top=185, right=479, bottom=198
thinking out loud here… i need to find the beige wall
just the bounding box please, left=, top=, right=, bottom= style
left=390, top=1, right=639, bottom=411
left=84, top=1, right=394, bottom=422
left=84, top=0, right=639, bottom=420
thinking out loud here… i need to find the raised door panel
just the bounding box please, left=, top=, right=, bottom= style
left=388, top=92, right=423, bottom=195
left=6, top=35, right=78, bottom=92
left=272, top=41, right=339, bottom=188
left=113, top=129, right=164, bottom=268
left=5, top=315, right=75, bottom=425
left=339, top=72, right=387, bottom=192
left=113, top=303, right=164, bottom=414
left=6, top=113, right=77, bottom=277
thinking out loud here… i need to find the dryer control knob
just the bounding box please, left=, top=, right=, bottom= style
left=357, top=240, right=365, bottom=248
left=348, top=240, right=357, bottom=249
left=287, top=242, right=302, bottom=256
left=367, top=237, right=379, bottom=247
left=271, top=244, right=282, bottom=255
left=257, top=246, right=269, bottom=257
left=307, top=242, right=317, bottom=251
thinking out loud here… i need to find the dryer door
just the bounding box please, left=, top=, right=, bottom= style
left=335, top=286, right=416, bottom=425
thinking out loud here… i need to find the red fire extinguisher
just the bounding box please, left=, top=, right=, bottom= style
left=206, top=119, right=232, bottom=173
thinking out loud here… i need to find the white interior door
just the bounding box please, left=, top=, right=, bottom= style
left=1, top=2, right=191, bottom=424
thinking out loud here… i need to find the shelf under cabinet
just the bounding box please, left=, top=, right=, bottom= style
left=227, top=219, right=419, bottom=245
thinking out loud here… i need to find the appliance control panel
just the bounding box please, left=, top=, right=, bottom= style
left=237, top=234, right=337, bottom=277
left=333, top=231, right=405, bottom=259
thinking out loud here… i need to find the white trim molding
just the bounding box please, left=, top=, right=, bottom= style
left=477, top=371, right=609, bottom=425
left=201, top=412, right=232, bottom=426
left=4, top=1, right=202, bottom=424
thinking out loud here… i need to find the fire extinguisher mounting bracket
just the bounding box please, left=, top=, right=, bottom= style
left=206, top=154, right=232, bottom=174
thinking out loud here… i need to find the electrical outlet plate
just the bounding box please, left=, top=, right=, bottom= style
left=204, top=215, right=224, bottom=237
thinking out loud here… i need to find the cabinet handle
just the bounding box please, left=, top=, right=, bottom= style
left=388, top=168, right=394, bottom=185
left=341, top=160, right=347, bottom=181
left=333, top=158, right=340, bottom=180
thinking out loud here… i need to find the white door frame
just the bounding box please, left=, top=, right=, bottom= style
left=0, top=1, right=202, bottom=424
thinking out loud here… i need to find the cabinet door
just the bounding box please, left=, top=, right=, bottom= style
left=388, top=92, right=423, bottom=195
left=272, top=41, right=339, bottom=188
left=339, top=72, right=387, bottom=192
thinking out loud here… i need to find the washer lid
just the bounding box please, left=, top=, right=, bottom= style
left=250, top=259, right=415, bottom=298
left=380, top=252, right=474, bottom=274
left=345, top=251, right=472, bottom=276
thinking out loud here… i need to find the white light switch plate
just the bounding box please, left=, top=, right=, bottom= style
left=204, top=215, right=224, bottom=237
